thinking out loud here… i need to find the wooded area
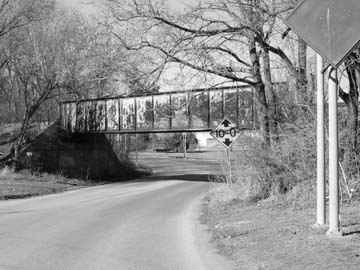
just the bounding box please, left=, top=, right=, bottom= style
left=1, top=0, right=360, bottom=199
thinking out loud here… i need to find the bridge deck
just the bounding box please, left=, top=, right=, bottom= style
left=60, top=86, right=255, bottom=134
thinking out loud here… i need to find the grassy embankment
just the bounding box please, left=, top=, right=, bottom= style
left=0, top=166, right=100, bottom=200
left=0, top=123, right=146, bottom=200
left=0, top=123, right=93, bottom=199
left=202, top=146, right=360, bottom=270
left=202, top=186, right=360, bottom=270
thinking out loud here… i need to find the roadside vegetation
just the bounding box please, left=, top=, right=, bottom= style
left=202, top=193, right=360, bottom=270
left=201, top=109, right=360, bottom=269
left=0, top=166, right=98, bottom=200
left=202, top=105, right=360, bottom=269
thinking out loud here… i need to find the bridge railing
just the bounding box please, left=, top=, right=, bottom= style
left=60, top=86, right=255, bottom=134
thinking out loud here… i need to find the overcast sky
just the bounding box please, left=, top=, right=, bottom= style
left=57, top=0, right=191, bottom=14
left=55, top=0, right=221, bottom=91
left=58, top=0, right=86, bottom=8
left=56, top=0, right=96, bottom=14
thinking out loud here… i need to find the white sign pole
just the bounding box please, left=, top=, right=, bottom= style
left=135, top=133, right=139, bottom=166
left=316, top=54, right=326, bottom=226
left=182, top=133, right=187, bottom=158
left=227, top=148, right=232, bottom=187
left=124, top=134, right=127, bottom=152
left=327, top=68, right=342, bottom=236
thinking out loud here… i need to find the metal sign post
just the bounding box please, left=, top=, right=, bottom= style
left=316, top=54, right=326, bottom=226
left=135, top=133, right=139, bottom=166
left=226, top=148, right=232, bottom=187
left=182, top=132, right=187, bottom=158
left=124, top=134, right=127, bottom=153
left=327, top=68, right=342, bottom=235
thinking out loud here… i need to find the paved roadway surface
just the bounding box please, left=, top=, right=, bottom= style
left=0, top=152, right=235, bottom=270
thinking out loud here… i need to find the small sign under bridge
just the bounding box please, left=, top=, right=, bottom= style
left=210, top=118, right=241, bottom=149
left=210, top=117, right=241, bottom=187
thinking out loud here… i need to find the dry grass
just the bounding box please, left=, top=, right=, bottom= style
left=202, top=197, right=360, bottom=270
left=207, top=184, right=240, bottom=209
left=203, top=131, right=360, bottom=269
left=208, top=140, right=273, bottom=209
left=0, top=166, right=96, bottom=199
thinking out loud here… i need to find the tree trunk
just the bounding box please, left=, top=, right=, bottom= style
left=339, top=62, right=359, bottom=178
left=249, top=39, right=270, bottom=147
left=13, top=108, right=33, bottom=161
left=13, top=87, right=53, bottom=162
left=297, top=37, right=308, bottom=103
left=262, top=48, right=279, bottom=143
left=346, top=64, right=359, bottom=157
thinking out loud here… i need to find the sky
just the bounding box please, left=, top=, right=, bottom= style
left=56, top=0, right=98, bottom=15
left=57, top=0, right=191, bottom=14
left=55, top=0, right=230, bottom=92
left=57, top=0, right=91, bottom=8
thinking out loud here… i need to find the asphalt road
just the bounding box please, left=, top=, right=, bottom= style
left=0, top=154, right=235, bottom=270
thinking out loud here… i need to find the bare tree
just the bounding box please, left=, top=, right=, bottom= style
left=102, top=0, right=313, bottom=145
left=338, top=50, right=360, bottom=179
left=0, top=5, right=109, bottom=161
left=0, top=0, right=51, bottom=38
left=104, top=0, right=272, bottom=144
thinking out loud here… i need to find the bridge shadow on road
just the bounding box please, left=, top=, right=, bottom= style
left=131, top=152, right=225, bottom=183
left=130, top=173, right=222, bottom=182
left=145, top=174, right=219, bottom=182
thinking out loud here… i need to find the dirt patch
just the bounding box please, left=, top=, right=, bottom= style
left=202, top=197, right=360, bottom=270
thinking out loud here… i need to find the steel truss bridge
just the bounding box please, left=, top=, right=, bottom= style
left=60, top=86, right=255, bottom=134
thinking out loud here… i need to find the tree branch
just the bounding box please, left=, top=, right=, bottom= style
left=143, top=41, right=255, bottom=86
left=201, top=45, right=252, bottom=68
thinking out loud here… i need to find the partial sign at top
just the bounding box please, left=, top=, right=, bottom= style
left=285, top=0, right=360, bottom=67
left=210, top=118, right=241, bottom=149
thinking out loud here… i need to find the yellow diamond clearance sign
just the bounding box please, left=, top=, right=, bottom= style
left=210, top=118, right=241, bottom=149
left=285, top=0, right=360, bottom=68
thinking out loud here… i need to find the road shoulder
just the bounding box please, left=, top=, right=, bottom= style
left=185, top=193, right=237, bottom=270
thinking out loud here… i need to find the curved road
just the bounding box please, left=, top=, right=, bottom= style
left=0, top=153, right=235, bottom=270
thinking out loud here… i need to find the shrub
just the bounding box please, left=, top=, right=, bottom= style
left=213, top=105, right=318, bottom=207
left=0, top=166, right=15, bottom=178
left=163, top=133, right=198, bottom=152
